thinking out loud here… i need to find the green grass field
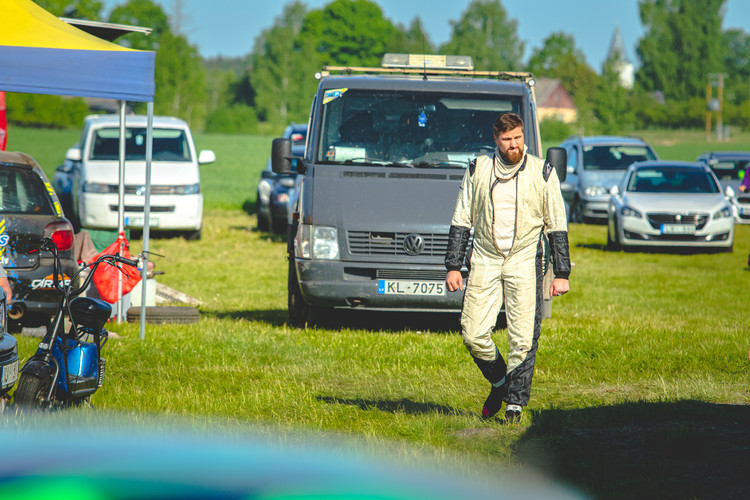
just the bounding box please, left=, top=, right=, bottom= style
left=3, top=126, right=750, bottom=499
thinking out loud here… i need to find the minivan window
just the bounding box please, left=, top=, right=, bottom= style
left=90, top=128, right=191, bottom=162
left=582, top=145, right=656, bottom=171
left=317, top=89, right=521, bottom=167
left=0, top=168, right=55, bottom=215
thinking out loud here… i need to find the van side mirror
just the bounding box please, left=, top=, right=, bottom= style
left=272, top=138, right=292, bottom=174
left=545, top=147, right=567, bottom=183
left=65, top=147, right=81, bottom=162
left=198, top=150, right=216, bottom=165
left=724, top=186, right=735, bottom=198
left=610, top=185, right=620, bottom=196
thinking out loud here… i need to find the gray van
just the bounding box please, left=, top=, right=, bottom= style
left=273, top=54, right=566, bottom=327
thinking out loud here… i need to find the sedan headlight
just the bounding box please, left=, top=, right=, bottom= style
left=258, top=180, right=272, bottom=205
left=82, top=181, right=114, bottom=193
left=584, top=185, right=610, bottom=197
left=295, top=224, right=339, bottom=260
left=620, top=205, right=642, bottom=218
left=713, top=205, right=732, bottom=219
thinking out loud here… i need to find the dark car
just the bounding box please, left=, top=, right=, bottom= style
left=559, top=135, right=659, bottom=223
left=0, top=151, right=77, bottom=328
left=696, top=151, right=750, bottom=224
left=256, top=123, right=307, bottom=234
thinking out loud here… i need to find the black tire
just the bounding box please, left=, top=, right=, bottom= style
left=184, top=228, right=202, bottom=241
left=14, top=373, right=52, bottom=410
left=570, top=198, right=584, bottom=224
left=288, top=257, right=312, bottom=328
left=607, top=218, right=621, bottom=251
left=126, top=306, right=200, bottom=324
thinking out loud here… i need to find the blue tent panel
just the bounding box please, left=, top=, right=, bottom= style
left=0, top=45, right=155, bottom=102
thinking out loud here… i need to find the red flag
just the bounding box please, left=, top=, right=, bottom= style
left=0, top=92, right=7, bottom=151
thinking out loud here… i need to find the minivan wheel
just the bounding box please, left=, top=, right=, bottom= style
left=570, top=198, right=583, bottom=223
left=184, top=228, right=202, bottom=240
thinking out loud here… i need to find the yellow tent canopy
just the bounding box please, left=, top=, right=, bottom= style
left=0, top=0, right=154, bottom=101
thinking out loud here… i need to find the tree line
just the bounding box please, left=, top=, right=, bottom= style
left=8, top=0, right=750, bottom=139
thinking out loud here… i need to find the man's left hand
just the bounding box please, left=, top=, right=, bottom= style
left=550, top=278, right=569, bottom=297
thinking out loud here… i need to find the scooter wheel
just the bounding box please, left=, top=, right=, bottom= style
left=14, top=373, right=52, bottom=410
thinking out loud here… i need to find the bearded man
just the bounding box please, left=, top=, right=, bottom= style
left=445, top=112, right=571, bottom=423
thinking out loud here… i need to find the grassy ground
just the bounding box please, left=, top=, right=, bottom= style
left=4, top=126, right=750, bottom=499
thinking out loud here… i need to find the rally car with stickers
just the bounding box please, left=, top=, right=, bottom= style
left=0, top=151, right=77, bottom=329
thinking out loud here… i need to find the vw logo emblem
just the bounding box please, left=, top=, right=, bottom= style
left=676, top=214, right=682, bottom=222
left=135, top=186, right=146, bottom=196
left=403, top=233, right=424, bottom=256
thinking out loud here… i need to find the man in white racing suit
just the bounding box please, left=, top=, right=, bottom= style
left=445, top=112, right=570, bottom=423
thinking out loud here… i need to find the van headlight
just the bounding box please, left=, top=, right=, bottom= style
left=295, top=224, right=339, bottom=260
left=713, top=205, right=732, bottom=219
left=172, top=183, right=201, bottom=195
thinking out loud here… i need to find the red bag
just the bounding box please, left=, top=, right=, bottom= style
left=89, top=232, right=141, bottom=303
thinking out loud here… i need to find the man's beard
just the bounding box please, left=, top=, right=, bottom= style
left=499, top=148, right=523, bottom=164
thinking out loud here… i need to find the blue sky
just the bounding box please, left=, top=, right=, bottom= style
left=103, top=0, right=750, bottom=71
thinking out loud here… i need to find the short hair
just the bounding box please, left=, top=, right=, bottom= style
left=493, top=113, right=524, bottom=137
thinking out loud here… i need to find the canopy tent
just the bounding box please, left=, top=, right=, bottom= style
left=0, top=0, right=154, bottom=101
left=0, top=0, right=156, bottom=338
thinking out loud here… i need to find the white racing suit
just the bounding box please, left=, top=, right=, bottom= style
left=445, top=148, right=570, bottom=408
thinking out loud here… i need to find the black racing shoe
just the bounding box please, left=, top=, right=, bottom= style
left=504, top=405, right=522, bottom=424
left=481, top=384, right=506, bottom=419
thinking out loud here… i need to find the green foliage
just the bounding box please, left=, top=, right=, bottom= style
left=387, top=17, right=436, bottom=55
left=153, top=31, right=207, bottom=129
left=34, top=0, right=102, bottom=18
left=722, top=29, right=750, bottom=105
left=250, top=1, right=314, bottom=126
left=539, top=118, right=574, bottom=145
left=5, top=93, right=89, bottom=130
left=439, top=0, right=524, bottom=71
left=299, top=0, right=396, bottom=67
left=204, top=105, right=258, bottom=134
left=636, top=0, right=725, bottom=101
left=107, top=0, right=170, bottom=51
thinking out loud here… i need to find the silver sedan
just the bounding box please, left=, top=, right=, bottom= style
left=607, top=161, right=734, bottom=251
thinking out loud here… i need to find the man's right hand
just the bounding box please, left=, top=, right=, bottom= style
left=446, top=270, right=463, bottom=292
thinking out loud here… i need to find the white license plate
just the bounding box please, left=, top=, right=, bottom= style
left=661, top=224, right=695, bottom=234
left=125, top=216, right=159, bottom=227
left=1, top=359, right=18, bottom=389
left=378, top=280, right=445, bottom=296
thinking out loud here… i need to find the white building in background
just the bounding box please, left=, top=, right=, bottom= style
left=605, top=26, right=635, bottom=89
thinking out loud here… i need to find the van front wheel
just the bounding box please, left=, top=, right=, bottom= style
left=288, top=258, right=311, bottom=328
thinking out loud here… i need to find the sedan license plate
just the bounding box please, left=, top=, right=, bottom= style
left=661, top=224, right=695, bottom=235
left=1, top=360, right=18, bottom=389
left=378, top=280, right=445, bottom=296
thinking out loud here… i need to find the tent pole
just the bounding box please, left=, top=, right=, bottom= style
left=117, top=100, right=126, bottom=323
left=139, top=102, right=153, bottom=340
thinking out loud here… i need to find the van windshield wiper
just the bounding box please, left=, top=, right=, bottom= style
left=412, top=161, right=467, bottom=169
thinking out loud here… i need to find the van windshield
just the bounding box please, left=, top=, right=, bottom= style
left=317, top=88, right=522, bottom=168
left=90, top=128, right=191, bottom=162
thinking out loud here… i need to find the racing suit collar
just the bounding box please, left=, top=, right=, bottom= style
left=493, top=145, right=528, bottom=180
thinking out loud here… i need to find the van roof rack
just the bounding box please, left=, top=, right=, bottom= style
left=317, top=53, right=534, bottom=84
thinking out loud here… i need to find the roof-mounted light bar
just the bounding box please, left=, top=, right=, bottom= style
left=381, top=53, right=474, bottom=71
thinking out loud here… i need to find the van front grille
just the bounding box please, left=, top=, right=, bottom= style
left=347, top=231, right=448, bottom=257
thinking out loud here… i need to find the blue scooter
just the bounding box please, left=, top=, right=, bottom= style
left=14, top=237, right=137, bottom=409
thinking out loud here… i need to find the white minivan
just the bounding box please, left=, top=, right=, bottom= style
left=56, top=115, right=215, bottom=240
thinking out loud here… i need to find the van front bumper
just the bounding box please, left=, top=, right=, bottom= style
left=295, top=259, right=465, bottom=313
left=80, top=193, right=203, bottom=231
